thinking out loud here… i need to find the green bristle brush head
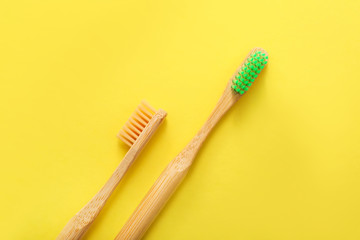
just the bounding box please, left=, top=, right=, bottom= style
left=231, top=48, right=268, bottom=95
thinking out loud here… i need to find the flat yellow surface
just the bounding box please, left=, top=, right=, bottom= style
left=1, top=0, right=360, bottom=239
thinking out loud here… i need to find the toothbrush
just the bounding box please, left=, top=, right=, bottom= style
left=57, top=101, right=167, bottom=240
left=115, top=48, right=268, bottom=240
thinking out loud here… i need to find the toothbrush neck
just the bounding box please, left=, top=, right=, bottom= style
left=172, top=87, right=239, bottom=172
left=185, top=89, right=240, bottom=161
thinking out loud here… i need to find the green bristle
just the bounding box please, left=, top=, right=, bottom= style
left=231, top=48, right=268, bottom=95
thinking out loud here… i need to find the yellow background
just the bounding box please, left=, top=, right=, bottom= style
left=1, top=0, right=359, bottom=239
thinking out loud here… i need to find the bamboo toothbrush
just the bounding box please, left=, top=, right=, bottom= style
left=57, top=101, right=167, bottom=240
left=115, top=48, right=268, bottom=240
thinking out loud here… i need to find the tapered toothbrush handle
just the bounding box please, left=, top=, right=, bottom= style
left=116, top=87, right=239, bottom=240
left=115, top=156, right=190, bottom=240
left=57, top=110, right=166, bottom=240
left=57, top=153, right=136, bottom=240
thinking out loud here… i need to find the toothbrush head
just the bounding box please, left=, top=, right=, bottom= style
left=117, top=100, right=158, bottom=147
left=231, top=48, right=268, bottom=95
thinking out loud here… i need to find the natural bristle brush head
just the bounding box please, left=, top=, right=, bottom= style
left=231, top=48, right=268, bottom=95
left=117, top=100, right=157, bottom=147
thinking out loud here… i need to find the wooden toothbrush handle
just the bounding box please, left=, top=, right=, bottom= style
left=115, top=160, right=190, bottom=240
left=57, top=150, right=137, bottom=240
left=116, top=86, right=239, bottom=240
left=57, top=110, right=167, bottom=240
left=115, top=100, right=231, bottom=240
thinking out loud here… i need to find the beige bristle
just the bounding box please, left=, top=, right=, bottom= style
left=118, top=101, right=157, bottom=147
left=138, top=105, right=152, bottom=118
left=132, top=113, right=147, bottom=126
left=118, top=131, right=133, bottom=147
left=142, top=100, right=156, bottom=113
left=126, top=122, right=141, bottom=135
left=136, top=109, right=150, bottom=122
